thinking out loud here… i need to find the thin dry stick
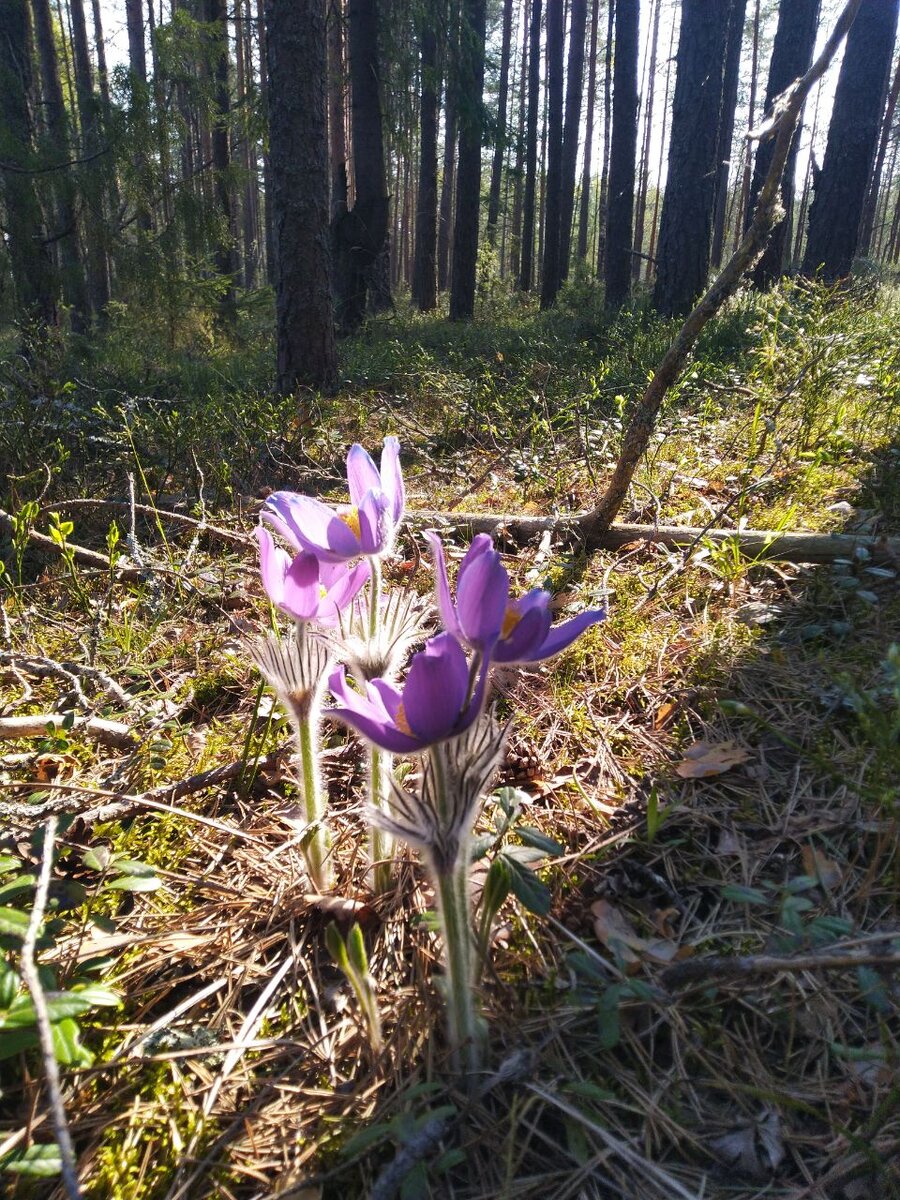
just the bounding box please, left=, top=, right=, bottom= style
left=19, top=817, right=83, bottom=1199
left=662, top=941, right=900, bottom=990
left=581, top=0, right=863, bottom=539
left=0, top=713, right=135, bottom=748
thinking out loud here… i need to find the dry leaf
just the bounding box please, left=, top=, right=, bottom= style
left=675, top=740, right=750, bottom=778
left=716, top=828, right=745, bottom=855
left=33, top=752, right=78, bottom=783
left=801, top=845, right=842, bottom=890
left=591, top=900, right=687, bottom=969
left=654, top=701, right=678, bottom=729
left=302, top=894, right=376, bottom=925
left=710, top=1107, right=785, bottom=1178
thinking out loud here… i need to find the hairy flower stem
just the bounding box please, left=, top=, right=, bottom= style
left=298, top=705, right=332, bottom=891
left=430, top=745, right=481, bottom=1075
left=367, top=557, right=393, bottom=892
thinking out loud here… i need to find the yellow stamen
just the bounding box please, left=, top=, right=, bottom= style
left=339, top=506, right=361, bottom=539
left=395, top=703, right=413, bottom=735
left=501, top=605, right=522, bottom=640
left=319, top=584, right=328, bottom=599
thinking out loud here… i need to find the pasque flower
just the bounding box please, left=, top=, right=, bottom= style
left=263, top=437, right=405, bottom=563
left=326, top=632, right=488, bottom=754
left=426, top=532, right=606, bottom=663
left=257, top=528, right=370, bottom=626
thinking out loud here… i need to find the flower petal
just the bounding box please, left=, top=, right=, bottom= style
left=357, top=489, right=391, bottom=556
left=425, top=532, right=462, bottom=637
left=523, top=608, right=606, bottom=662
left=280, top=552, right=323, bottom=622
left=346, top=444, right=382, bottom=507
left=380, top=436, right=405, bottom=525
left=402, top=633, right=469, bottom=743
left=456, top=540, right=509, bottom=646
left=261, top=495, right=304, bottom=552
left=278, top=494, right=362, bottom=562
left=325, top=667, right=421, bottom=753
left=323, top=558, right=371, bottom=615
left=494, top=601, right=551, bottom=663
left=257, top=527, right=290, bottom=607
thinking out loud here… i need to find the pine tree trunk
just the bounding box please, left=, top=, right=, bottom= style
left=437, top=78, right=458, bottom=292
left=858, top=53, right=900, bottom=256
left=709, top=0, right=746, bottom=269
left=509, top=0, right=529, bottom=280
left=748, top=0, right=819, bottom=285
left=632, top=0, right=660, bottom=280
left=0, top=0, right=58, bottom=327
left=412, top=20, right=439, bottom=309
left=518, top=0, right=541, bottom=290
left=203, top=0, right=237, bottom=320
left=604, top=0, right=638, bottom=309
left=333, top=0, right=390, bottom=329
left=595, top=0, right=614, bottom=275
left=803, top=0, right=900, bottom=280
left=487, top=0, right=514, bottom=242
left=327, top=0, right=348, bottom=216
left=577, top=0, right=599, bottom=261
left=558, top=0, right=586, bottom=281
left=539, top=0, right=564, bottom=308
left=256, top=0, right=275, bottom=282
left=652, top=0, right=731, bottom=316
left=646, top=5, right=676, bottom=272
left=33, top=0, right=88, bottom=330
left=264, top=0, right=338, bottom=393
left=449, top=0, right=487, bottom=319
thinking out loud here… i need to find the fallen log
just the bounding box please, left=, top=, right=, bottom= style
left=0, top=713, right=136, bottom=750
left=410, top=510, right=900, bottom=565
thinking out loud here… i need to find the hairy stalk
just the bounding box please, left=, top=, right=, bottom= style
left=429, top=744, right=481, bottom=1075
left=298, top=703, right=332, bottom=891
left=366, top=557, right=393, bottom=891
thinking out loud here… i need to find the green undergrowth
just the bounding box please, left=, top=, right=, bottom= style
left=1, top=276, right=898, bottom=1197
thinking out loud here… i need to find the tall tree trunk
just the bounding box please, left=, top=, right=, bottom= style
left=632, top=0, right=660, bottom=279
left=604, top=0, right=638, bottom=309
left=89, top=0, right=111, bottom=117
left=709, top=0, right=746, bottom=269
left=518, top=0, right=541, bottom=290
left=793, top=77, right=823, bottom=267
left=69, top=0, right=111, bottom=317
left=333, top=0, right=390, bottom=329
left=256, top=0, right=275, bottom=282
left=264, top=0, right=337, bottom=393
left=646, top=4, right=676, bottom=272
left=733, top=0, right=760, bottom=253
left=0, top=0, right=58, bottom=327
left=449, top=0, right=487, bottom=319
left=539, top=0, right=564, bottom=308
left=595, top=0, right=614, bottom=275
left=235, top=0, right=257, bottom=288
left=858, top=52, right=900, bottom=255
left=437, top=76, right=458, bottom=292
left=412, top=20, right=439, bottom=309
left=748, top=0, right=819, bottom=285
left=32, top=0, right=88, bottom=330
left=577, top=0, right=599, bottom=261
left=510, top=0, right=529, bottom=280
left=652, top=0, right=731, bottom=316
left=486, top=0, right=514, bottom=242
left=558, top=0, right=586, bottom=281
left=803, top=0, right=900, bottom=280
left=873, top=131, right=898, bottom=257
left=203, top=0, right=237, bottom=320
left=327, top=0, right=348, bottom=216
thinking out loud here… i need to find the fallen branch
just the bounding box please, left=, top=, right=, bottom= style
left=19, top=817, right=84, bottom=1200
left=0, top=507, right=145, bottom=583
left=36, top=498, right=252, bottom=548
left=662, top=937, right=900, bottom=990
left=0, top=713, right=136, bottom=749
left=411, top=510, right=899, bottom=565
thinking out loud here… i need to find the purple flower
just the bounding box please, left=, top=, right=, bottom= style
left=427, top=531, right=606, bottom=664
left=262, top=437, right=405, bottom=563
left=257, top=528, right=370, bottom=627
left=325, top=632, right=488, bottom=754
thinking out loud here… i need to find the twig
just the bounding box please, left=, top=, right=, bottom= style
left=0, top=713, right=135, bottom=749
left=662, top=940, right=900, bottom=990
left=36, top=497, right=252, bottom=547
left=19, top=817, right=83, bottom=1199
left=0, top=651, right=132, bottom=708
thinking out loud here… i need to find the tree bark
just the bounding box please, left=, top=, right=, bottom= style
left=595, top=0, right=614, bottom=275
left=203, top=0, right=237, bottom=321
left=256, top=0, right=275, bottom=282
left=32, top=0, right=88, bottom=330
left=539, top=0, right=564, bottom=308
left=632, top=0, right=660, bottom=281
left=412, top=19, right=439, bottom=309
left=327, top=0, right=348, bottom=217
left=333, top=0, right=390, bottom=330
left=802, top=0, right=900, bottom=281
left=449, top=0, right=487, bottom=319
left=509, top=0, right=530, bottom=280
left=264, top=0, right=338, bottom=393
left=0, top=0, right=58, bottom=327
left=652, top=0, right=732, bottom=316
left=486, top=0, right=514, bottom=242
left=518, top=0, right=541, bottom=290
left=577, top=0, right=599, bottom=261
left=558, top=0, right=587, bottom=281
left=604, top=0, right=639, bottom=309
left=709, top=0, right=747, bottom=269
left=858, top=51, right=900, bottom=256
left=748, top=0, right=819, bottom=286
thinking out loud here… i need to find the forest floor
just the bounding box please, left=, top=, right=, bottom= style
left=0, top=276, right=898, bottom=1200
